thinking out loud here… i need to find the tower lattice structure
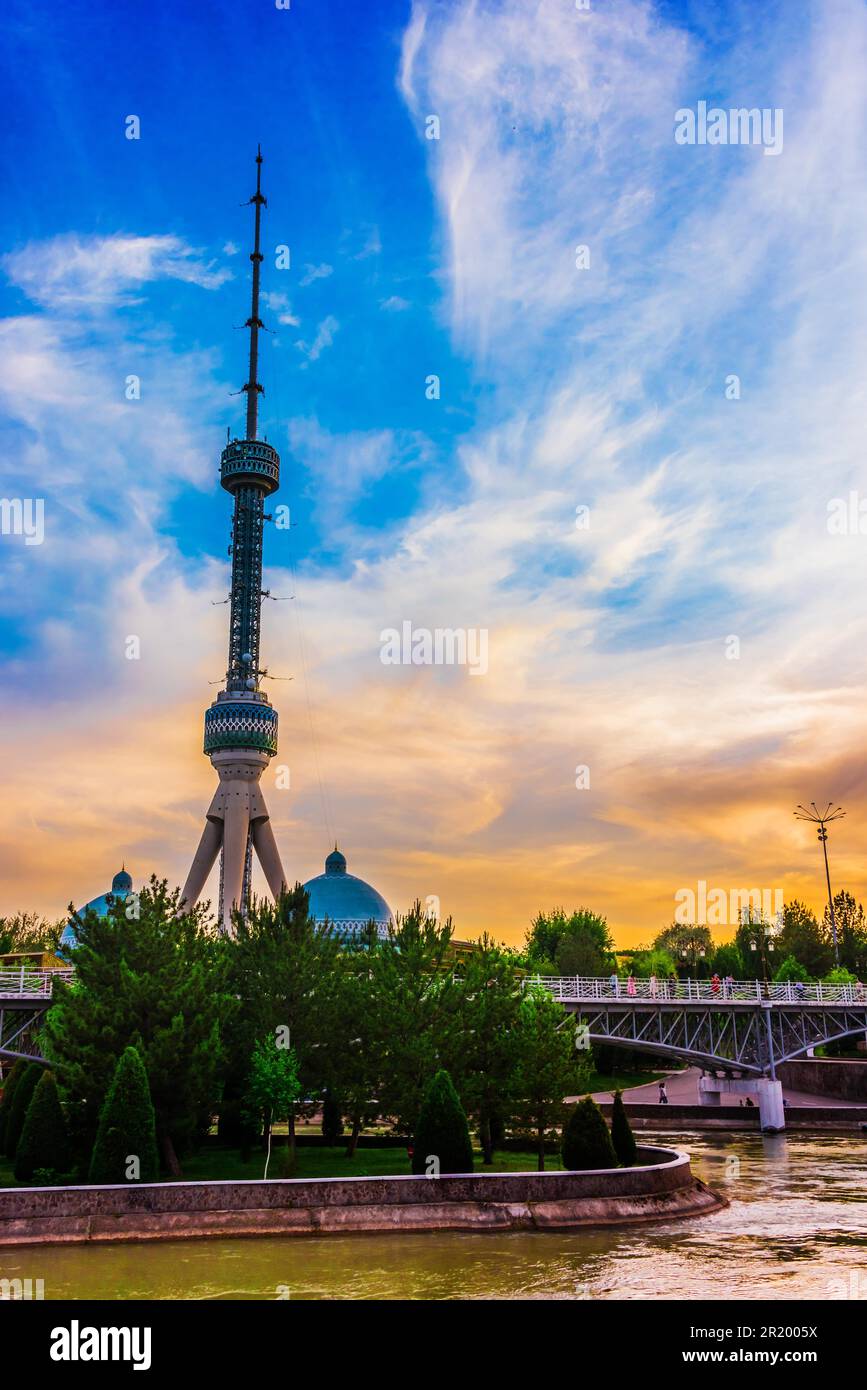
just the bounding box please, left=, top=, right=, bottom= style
left=181, top=148, right=287, bottom=930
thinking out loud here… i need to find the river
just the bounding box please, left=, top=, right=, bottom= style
left=5, top=1130, right=866, bottom=1300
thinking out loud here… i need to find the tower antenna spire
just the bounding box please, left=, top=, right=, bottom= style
left=180, top=146, right=286, bottom=932
left=243, top=144, right=266, bottom=441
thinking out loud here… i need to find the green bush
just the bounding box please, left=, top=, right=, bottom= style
left=14, top=1071, right=71, bottom=1181
left=561, top=1096, right=617, bottom=1171
left=412, top=1069, right=474, bottom=1175
left=89, top=1046, right=159, bottom=1184
left=774, top=955, right=809, bottom=983
left=3, top=1063, right=42, bottom=1158
left=610, top=1090, right=637, bottom=1167
left=321, top=1091, right=344, bottom=1146
left=0, top=1060, right=28, bottom=1152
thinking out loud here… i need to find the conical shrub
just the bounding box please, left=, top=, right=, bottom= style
left=3, top=1063, right=42, bottom=1158
left=610, top=1090, right=637, bottom=1166
left=411, top=1069, right=474, bottom=1175
left=561, top=1096, right=617, bottom=1170
left=0, top=1060, right=28, bottom=1152
left=14, top=1071, right=71, bottom=1181
left=89, top=1046, right=159, bottom=1184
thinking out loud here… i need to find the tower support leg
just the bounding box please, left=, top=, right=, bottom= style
left=221, top=801, right=250, bottom=931
left=252, top=816, right=287, bottom=901
left=180, top=818, right=223, bottom=912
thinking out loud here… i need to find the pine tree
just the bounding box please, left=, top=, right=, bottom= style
left=321, top=1091, right=344, bottom=1146
left=0, top=1059, right=28, bottom=1152
left=510, top=988, right=590, bottom=1171
left=14, top=1071, right=71, bottom=1181
left=610, top=1090, right=637, bottom=1167
left=3, top=1063, right=42, bottom=1158
left=412, top=1069, right=474, bottom=1175
left=89, top=1046, right=159, bottom=1184
left=43, top=879, right=229, bottom=1176
left=561, top=1096, right=617, bottom=1171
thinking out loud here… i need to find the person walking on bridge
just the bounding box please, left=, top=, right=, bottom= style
left=657, top=1079, right=669, bottom=1104
left=609, top=972, right=619, bottom=997
left=627, top=974, right=636, bottom=997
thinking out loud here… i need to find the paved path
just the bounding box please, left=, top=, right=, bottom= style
left=589, top=1066, right=865, bottom=1108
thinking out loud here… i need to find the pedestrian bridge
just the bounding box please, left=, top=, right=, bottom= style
left=527, top=975, right=867, bottom=1077
left=3, top=969, right=866, bottom=1130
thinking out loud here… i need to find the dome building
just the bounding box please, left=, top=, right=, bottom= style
left=59, top=868, right=134, bottom=952
left=303, top=849, right=392, bottom=940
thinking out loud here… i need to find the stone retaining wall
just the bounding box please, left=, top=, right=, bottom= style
left=777, top=1059, right=867, bottom=1103
left=598, top=1102, right=867, bottom=1131
left=0, top=1146, right=724, bottom=1245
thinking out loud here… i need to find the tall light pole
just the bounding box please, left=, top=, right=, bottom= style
left=794, top=803, right=845, bottom=966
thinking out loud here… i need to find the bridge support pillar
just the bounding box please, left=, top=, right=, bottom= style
left=698, top=1076, right=785, bottom=1131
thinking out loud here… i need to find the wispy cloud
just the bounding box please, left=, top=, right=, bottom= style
left=295, top=313, right=339, bottom=363
left=299, top=262, right=333, bottom=287
left=4, top=233, right=232, bottom=310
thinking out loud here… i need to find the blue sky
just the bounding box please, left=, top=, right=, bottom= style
left=2, top=0, right=867, bottom=942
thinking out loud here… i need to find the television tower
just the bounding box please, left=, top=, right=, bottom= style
left=180, top=147, right=287, bottom=931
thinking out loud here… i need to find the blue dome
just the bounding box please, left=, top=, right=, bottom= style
left=62, top=868, right=134, bottom=953
left=303, top=850, right=392, bottom=939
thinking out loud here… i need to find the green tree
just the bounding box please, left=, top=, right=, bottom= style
left=245, top=1035, right=301, bottom=1179
left=14, top=1071, right=71, bottom=1181
left=321, top=1091, right=344, bottom=1146
left=225, top=885, right=344, bottom=1168
left=610, top=1090, right=637, bottom=1166
left=526, top=908, right=613, bottom=977
left=327, top=942, right=383, bottom=1159
left=44, top=879, right=229, bottom=1176
left=3, top=1063, right=42, bottom=1158
left=561, top=1096, right=617, bottom=1170
left=777, top=900, right=832, bottom=979
left=510, top=988, right=590, bottom=1171
left=368, top=902, right=464, bottom=1134
left=653, top=924, right=714, bottom=975
left=773, top=954, right=809, bottom=983
left=0, top=912, right=63, bottom=955
left=824, top=892, right=867, bottom=975
left=712, top=943, right=744, bottom=979
left=445, top=936, right=521, bottom=1164
left=0, top=1060, right=28, bottom=1152
left=411, top=1069, right=473, bottom=1175
left=89, top=1046, right=159, bottom=1184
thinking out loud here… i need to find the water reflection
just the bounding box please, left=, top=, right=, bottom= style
left=4, top=1131, right=865, bottom=1300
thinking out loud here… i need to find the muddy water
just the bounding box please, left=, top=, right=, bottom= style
left=3, top=1131, right=865, bottom=1300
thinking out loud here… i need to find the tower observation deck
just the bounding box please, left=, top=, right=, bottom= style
left=180, top=149, right=288, bottom=931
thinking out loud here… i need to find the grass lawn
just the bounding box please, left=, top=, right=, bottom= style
left=0, top=1145, right=565, bottom=1187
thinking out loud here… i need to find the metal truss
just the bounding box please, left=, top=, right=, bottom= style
left=0, top=1003, right=49, bottom=1064
left=564, top=1000, right=867, bottom=1076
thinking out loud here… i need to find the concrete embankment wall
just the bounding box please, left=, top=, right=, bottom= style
left=777, top=1060, right=867, bottom=1103
left=0, top=1146, right=723, bottom=1246
left=597, top=1102, right=867, bottom=1131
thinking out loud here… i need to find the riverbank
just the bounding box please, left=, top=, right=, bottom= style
left=0, top=1146, right=724, bottom=1246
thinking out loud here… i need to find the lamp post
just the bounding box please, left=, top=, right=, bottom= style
left=794, top=803, right=845, bottom=966
left=748, top=926, right=776, bottom=987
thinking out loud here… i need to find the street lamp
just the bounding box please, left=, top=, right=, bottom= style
left=794, top=802, right=845, bottom=966
left=748, top=926, right=776, bottom=986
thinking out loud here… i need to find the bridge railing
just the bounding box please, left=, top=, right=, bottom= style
left=525, top=976, right=867, bottom=1005
left=0, top=969, right=74, bottom=999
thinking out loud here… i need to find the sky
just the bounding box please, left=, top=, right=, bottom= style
left=1, top=0, right=867, bottom=948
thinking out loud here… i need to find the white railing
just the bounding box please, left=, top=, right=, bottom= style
left=0, top=968, right=74, bottom=999
left=526, top=976, right=867, bottom=1005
